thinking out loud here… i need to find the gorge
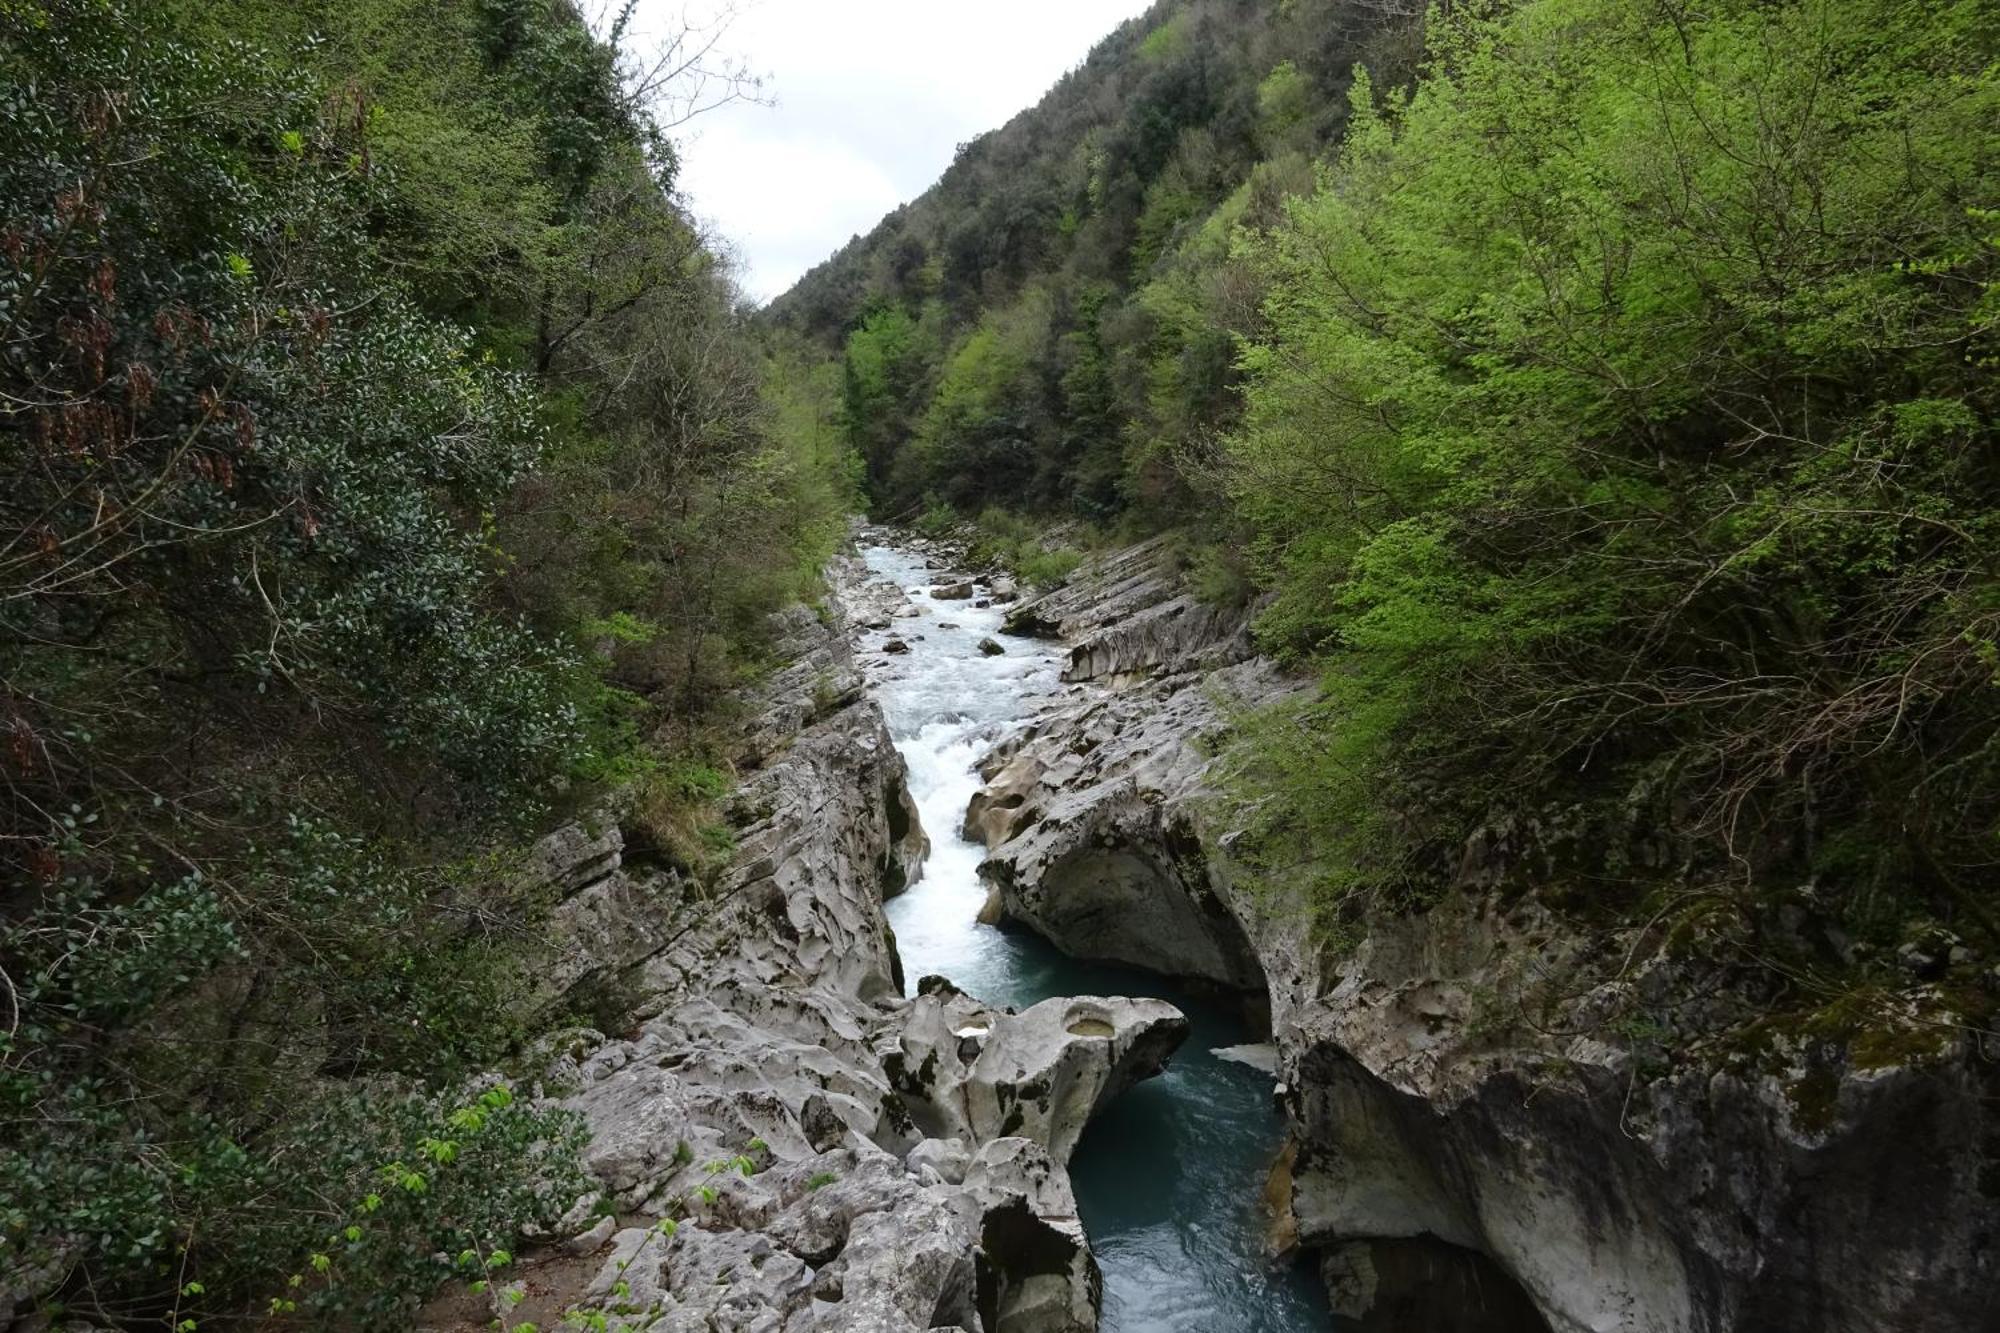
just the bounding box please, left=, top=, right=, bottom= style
left=852, top=538, right=1330, bottom=1330
left=456, top=523, right=1996, bottom=1333
left=4, top=1, right=1997, bottom=1330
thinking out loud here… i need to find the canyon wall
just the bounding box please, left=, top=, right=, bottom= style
left=970, top=537, right=2000, bottom=1333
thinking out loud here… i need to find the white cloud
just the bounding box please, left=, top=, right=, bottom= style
left=641, top=0, right=1159, bottom=302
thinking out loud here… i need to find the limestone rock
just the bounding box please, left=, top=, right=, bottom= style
left=997, top=536, right=1254, bottom=683
left=969, top=677, right=1282, bottom=989
left=516, top=546, right=1187, bottom=1332
left=960, top=533, right=2000, bottom=1333
left=890, top=989, right=1188, bottom=1164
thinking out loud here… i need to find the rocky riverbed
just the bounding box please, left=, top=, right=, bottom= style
left=459, top=527, right=1997, bottom=1333
left=447, top=554, right=1190, bottom=1333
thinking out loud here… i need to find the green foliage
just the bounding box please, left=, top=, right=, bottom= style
left=963, top=508, right=1091, bottom=590
left=617, top=753, right=741, bottom=880
left=841, top=304, right=928, bottom=497
left=1138, top=11, right=1192, bottom=63
left=771, top=0, right=1394, bottom=527
left=2, top=1073, right=586, bottom=1331
left=897, top=298, right=1051, bottom=510
left=1256, top=61, right=1310, bottom=145
left=1224, top=0, right=2000, bottom=946
left=915, top=498, right=960, bottom=538
left=0, top=0, right=850, bottom=1323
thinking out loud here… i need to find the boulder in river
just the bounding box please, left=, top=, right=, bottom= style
left=931, top=580, right=976, bottom=599
left=892, top=988, right=1188, bottom=1165
left=978, top=636, right=1006, bottom=656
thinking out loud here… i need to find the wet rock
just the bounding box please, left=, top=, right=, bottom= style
left=978, top=637, right=1006, bottom=656
left=964, top=1138, right=1100, bottom=1333
left=1322, top=1238, right=1552, bottom=1333
left=931, top=580, right=976, bottom=600
left=882, top=638, right=909, bottom=654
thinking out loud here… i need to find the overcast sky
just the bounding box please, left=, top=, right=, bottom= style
left=647, top=1, right=1157, bottom=304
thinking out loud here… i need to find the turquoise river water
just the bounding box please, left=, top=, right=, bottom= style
left=857, top=544, right=1332, bottom=1333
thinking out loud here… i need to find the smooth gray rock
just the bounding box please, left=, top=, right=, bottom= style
left=890, top=989, right=1189, bottom=1164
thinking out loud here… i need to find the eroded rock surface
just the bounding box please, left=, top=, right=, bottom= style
left=967, top=537, right=1292, bottom=991
left=891, top=981, right=1188, bottom=1164
left=1285, top=893, right=2000, bottom=1333
left=490, top=566, right=1182, bottom=1333
left=965, top=538, right=2000, bottom=1333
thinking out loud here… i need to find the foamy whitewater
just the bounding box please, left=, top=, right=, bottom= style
left=856, top=543, right=1332, bottom=1333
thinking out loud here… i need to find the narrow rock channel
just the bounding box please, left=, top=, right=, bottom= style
left=844, top=537, right=1332, bottom=1332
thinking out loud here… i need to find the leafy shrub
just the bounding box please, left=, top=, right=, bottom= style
left=1225, top=0, right=2000, bottom=948
left=962, top=508, right=1089, bottom=589
left=915, top=497, right=960, bottom=538
left=1017, top=546, right=1085, bottom=590
left=0, top=2, right=615, bottom=1320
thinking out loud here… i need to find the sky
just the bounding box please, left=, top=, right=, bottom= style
left=645, top=1, right=1158, bottom=304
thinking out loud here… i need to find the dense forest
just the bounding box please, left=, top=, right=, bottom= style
left=1, top=0, right=849, bottom=1324
left=779, top=0, right=1999, bottom=1059
left=774, top=0, right=1419, bottom=522
left=4, top=0, right=1997, bottom=1325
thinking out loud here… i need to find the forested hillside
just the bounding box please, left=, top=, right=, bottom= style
left=772, top=0, right=1417, bottom=520
left=0, top=1, right=849, bottom=1324
left=777, top=0, right=2000, bottom=1038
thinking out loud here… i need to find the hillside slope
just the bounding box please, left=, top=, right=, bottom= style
left=0, top=1, right=850, bottom=1324
left=770, top=0, right=1419, bottom=517
left=772, top=1, right=2000, bottom=1326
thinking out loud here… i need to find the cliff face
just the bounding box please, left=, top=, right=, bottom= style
left=965, top=537, right=2000, bottom=1333
left=469, top=587, right=1187, bottom=1333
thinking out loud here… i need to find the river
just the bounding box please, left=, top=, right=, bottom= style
left=854, top=542, right=1333, bottom=1333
